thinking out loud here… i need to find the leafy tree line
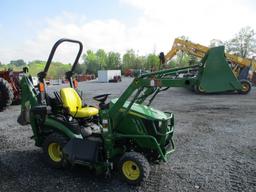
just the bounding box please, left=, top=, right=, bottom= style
left=209, top=26, right=256, bottom=58
left=0, top=60, right=71, bottom=79
left=225, top=26, right=256, bottom=58
left=0, top=50, right=160, bottom=78
left=79, top=49, right=162, bottom=75
left=1, top=26, right=255, bottom=79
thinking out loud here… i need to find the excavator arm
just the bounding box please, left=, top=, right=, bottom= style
left=165, top=38, right=207, bottom=62
left=164, top=38, right=256, bottom=72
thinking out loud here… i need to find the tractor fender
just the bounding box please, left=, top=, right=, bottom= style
left=44, top=117, right=83, bottom=139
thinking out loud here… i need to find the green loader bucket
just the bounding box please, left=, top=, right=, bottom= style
left=198, top=46, right=242, bottom=93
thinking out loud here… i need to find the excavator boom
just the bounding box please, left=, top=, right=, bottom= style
left=165, top=38, right=256, bottom=71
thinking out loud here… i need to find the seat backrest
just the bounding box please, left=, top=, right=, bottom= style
left=60, top=88, right=82, bottom=113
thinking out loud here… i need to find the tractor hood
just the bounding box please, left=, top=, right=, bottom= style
left=110, top=98, right=172, bottom=121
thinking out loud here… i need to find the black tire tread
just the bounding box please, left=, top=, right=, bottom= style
left=238, top=80, right=251, bottom=94
left=119, top=151, right=150, bottom=185
left=42, top=132, right=68, bottom=168
left=194, top=84, right=204, bottom=94
left=0, top=78, right=14, bottom=111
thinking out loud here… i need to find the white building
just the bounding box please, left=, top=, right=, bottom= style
left=97, top=70, right=121, bottom=82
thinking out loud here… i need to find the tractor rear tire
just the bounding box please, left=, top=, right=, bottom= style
left=0, top=78, right=14, bottom=111
left=194, top=84, right=204, bottom=94
left=119, top=152, right=150, bottom=185
left=43, top=133, right=69, bottom=168
left=238, top=80, right=251, bottom=94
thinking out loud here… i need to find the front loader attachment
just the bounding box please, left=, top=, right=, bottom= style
left=198, top=46, right=242, bottom=93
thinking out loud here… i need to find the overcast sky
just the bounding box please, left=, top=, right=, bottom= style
left=0, top=0, right=256, bottom=63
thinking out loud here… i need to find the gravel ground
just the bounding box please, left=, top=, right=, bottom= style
left=0, top=77, right=255, bottom=192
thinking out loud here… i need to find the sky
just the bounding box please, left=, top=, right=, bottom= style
left=0, top=0, right=256, bottom=63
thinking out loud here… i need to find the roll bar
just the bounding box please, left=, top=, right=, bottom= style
left=38, top=38, right=83, bottom=82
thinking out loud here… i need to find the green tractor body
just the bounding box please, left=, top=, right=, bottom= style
left=18, top=39, right=175, bottom=185
left=18, top=39, right=250, bottom=185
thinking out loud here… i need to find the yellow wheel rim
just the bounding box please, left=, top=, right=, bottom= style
left=198, top=85, right=204, bottom=92
left=48, top=143, right=62, bottom=162
left=122, top=160, right=140, bottom=181
left=242, top=83, right=249, bottom=92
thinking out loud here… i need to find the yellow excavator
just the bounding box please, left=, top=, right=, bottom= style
left=164, top=38, right=256, bottom=80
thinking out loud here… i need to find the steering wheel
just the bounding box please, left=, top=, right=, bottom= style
left=93, top=94, right=111, bottom=103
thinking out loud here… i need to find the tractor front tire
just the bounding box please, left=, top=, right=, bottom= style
left=194, top=84, right=204, bottom=94
left=43, top=133, right=68, bottom=168
left=119, top=152, right=150, bottom=185
left=0, top=78, right=14, bottom=111
left=238, top=80, right=251, bottom=94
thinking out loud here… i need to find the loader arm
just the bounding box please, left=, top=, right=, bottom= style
left=164, top=38, right=256, bottom=71
left=109, top=67, right=196, bottom=125
left=110, top=44, right=251, bottom=125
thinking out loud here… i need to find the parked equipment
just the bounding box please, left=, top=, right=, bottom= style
left=164, top=38, right=256, bottom=72
left=18, top=39, right=179, bottom=185
left=109, top=75, right=121, bottom=83
left=98, top=70, right=121, bottom=83
left=160, top=38, right=254, bottom=94
left=76, top=74, right=95, bottom=82
left=0, top=69, right=25, bottom=111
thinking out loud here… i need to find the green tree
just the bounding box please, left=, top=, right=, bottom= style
left=165, top=60, right=176, bottom=68
left=188, top=55, right=199, bottom=66
left=28, top=60, right=46, bottom=76
left=106, top=52, right=121, bottom=69
left=170, top=36, right=192, bottom=68
left=175, top=52, right=191, bottom=67
left=122, top=49, right=136, bottom=69
left=145, top=54, right=159, bottom=70
left=83, top=50, right=99, bottom=75
left=28, top=60, right=70, bottom=79
left=48, top=62, right=70, bottom=79
left=225, top=26, right=256, bottom=57
left=96, top=49, right=107, bottom=70
left=134, top=56, right=146, bottom=69
left=10, top=59, right=26, bottom=67
left=74, top=63, right=87, bottom=74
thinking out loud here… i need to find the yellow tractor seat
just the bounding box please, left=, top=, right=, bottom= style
left=60, top=87, right=99, bottom=118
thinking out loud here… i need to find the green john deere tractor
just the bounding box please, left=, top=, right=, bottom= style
left=18, top=38, right=251, bottom=185
left=18, top=39, right=177, bottom=185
